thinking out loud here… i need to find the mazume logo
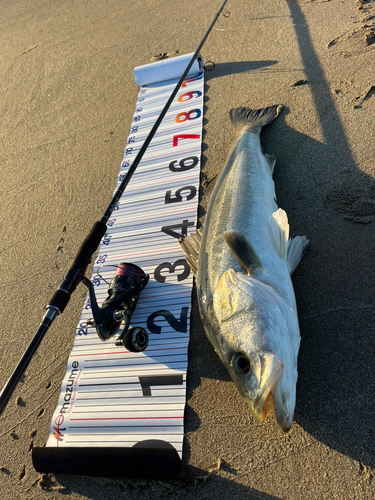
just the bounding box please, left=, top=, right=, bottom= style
left=53, top=361, right=79, bottom=443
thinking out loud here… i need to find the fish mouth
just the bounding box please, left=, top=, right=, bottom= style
left=253, top=353, right=283, bottom=421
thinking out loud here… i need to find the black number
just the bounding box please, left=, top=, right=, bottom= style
left=147, top=307, right=189, bottom=334
left=169, top=156, right=198, bottom=172
left=139, top=375, right=183, bottom=396
left=154, top=259, right=190, bottom=283
left=165, top=185, right=196, bottom=204
left=161, top=219, right=194, bottom=239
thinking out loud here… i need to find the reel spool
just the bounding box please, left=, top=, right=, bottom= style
left=82, top=263, right=149, bottom=352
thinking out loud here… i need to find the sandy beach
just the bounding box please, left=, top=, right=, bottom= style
left=1, top=0, right=374, bottom=498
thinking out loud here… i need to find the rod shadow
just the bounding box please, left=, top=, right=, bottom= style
left=209, top=60, right=278, bottom=78
left=187, top=0, right=375, bottom=472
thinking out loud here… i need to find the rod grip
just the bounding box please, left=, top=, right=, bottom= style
left=48, top=221, right=107, bottom=313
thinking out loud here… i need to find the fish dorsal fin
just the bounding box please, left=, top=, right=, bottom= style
left=287, top=235, right=309, bottom=274
left=179, top=228, right=203, bottom=277
left=269, top=208, right=289, bottom=260
left=223, top=231, right=261, bottom=276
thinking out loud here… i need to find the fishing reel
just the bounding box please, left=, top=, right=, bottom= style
left=81, top=263, right=149, bottom=352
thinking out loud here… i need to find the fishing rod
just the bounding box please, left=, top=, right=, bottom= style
left=0, top=0, right=229, bottom=415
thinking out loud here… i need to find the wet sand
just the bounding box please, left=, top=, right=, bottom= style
left=0, top=0, right=374, bottom=498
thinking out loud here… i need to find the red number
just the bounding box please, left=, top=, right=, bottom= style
left=177, top=91, right=202, bottom=102
left=182, top=75, right=199, bottom=87
left=175, top=109, right=201, bottom=123
left=172, top=134, right=200, bottom=147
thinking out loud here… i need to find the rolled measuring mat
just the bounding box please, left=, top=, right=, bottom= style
left=134, top=52, right=203, bottom=86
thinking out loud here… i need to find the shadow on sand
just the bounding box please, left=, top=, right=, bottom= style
left=52, top=4, right=375, bottom=496
left=198, top=0, right=375, bottom=472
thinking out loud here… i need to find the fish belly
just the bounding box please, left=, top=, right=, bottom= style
left=198, top=130, right=293, bottom=322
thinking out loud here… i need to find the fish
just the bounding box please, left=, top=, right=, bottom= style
left=180, top=105, right=308, bottom=432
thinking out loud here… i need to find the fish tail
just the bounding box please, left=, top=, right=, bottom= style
left=229, top=105, right=283, bottom=134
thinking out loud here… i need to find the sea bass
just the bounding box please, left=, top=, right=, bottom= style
left=180, top=106, right=308, bottom=431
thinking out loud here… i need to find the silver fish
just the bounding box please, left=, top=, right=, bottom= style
left=180, top=106, right=308, bottom=431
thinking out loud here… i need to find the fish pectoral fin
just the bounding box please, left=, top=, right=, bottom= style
left=223, top=231, right=261, bottom=276
left=268, top=208, right=289, bottom=260
left=287, top=235, right=309, bottom=274
left=179, top=228, right=202, bottom=277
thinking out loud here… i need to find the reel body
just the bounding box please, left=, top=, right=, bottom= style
left=82, top=263, right=149, bottom=351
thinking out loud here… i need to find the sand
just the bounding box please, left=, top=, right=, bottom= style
left=0, top=0, right=374, bottom=498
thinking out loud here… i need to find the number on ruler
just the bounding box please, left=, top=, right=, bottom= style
left=165, top=186, right=196, bottom=204
left=96, top=255, right=107, bottom=265
left=147, top=307, right=189, bottom=334
left=77, top=321, right=88, bottom=336
left=177, top=90, right=202, bottom=102
left=169, top=156, right=198, bottom=172
left=161, top=219, right=195, bottom=239
left=139, top=375, right=183, bottom=396
left=181, top=75, right=200, bottom=87
left=91, top=276, right=101, bottom=287
left=173, top=134, right=200, bottom=147
left=175, top=109, right=201, bottom=124
left=154, top=259, right=190, bottom=283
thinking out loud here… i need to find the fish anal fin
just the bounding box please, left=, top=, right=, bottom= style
left=223, top=231, right=261, bottom=276
left=264, top=154, right=276, bottom=174
left=179, top=229, right=202, bottom=277
left=287, top=236, right=309, bottom=274
left=269, top=208, right=289, bottom=259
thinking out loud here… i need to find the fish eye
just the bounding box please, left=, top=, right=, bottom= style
left=233, top=353, right=251, bottom=374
